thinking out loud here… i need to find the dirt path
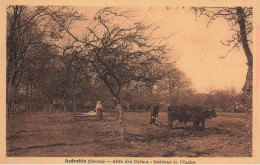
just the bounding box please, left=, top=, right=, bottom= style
left=6, top=111, right=252, bottom=157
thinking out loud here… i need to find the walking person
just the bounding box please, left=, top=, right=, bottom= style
left=149, top=103, right=160, bottom=126
left=95, top=101, right=103, bottom=122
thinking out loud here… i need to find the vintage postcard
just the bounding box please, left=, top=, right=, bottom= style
left=0, top=0, right=260, bottom=164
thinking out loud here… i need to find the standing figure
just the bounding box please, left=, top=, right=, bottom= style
left=149, top=103, right=160, bottom=126
left=95, top=101, right=103, bottom=122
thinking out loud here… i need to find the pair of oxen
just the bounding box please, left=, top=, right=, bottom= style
left=167, top=105, right=217, bottom=131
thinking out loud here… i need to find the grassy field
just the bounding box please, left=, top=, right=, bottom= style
left=6, top=110, right=252, bottom=157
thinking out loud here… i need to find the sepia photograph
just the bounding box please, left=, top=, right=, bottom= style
left=1, top=0, right=260, bottom=164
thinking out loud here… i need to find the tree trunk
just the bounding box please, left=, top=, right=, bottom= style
left=7, top=103, right=11, bottom=119
left=237, top=7, right=253, bottom=110
left=237, top=7, right=252, bottom=136
left=101, top=81, right=127, bottom=141
left=7, top=83, right=17, bottom=118
left=116, top=103, right=127, bottom=141
left=242, top=65, right=253, bottom=109
left=59, top=100, right=62, bottom=114
left=64, top=102, right=67, bottom=116
left=26, top=84, right=30, bottom=110
left=49, top=103, right=53, bottom=112
left=29, top=84, right=33, bottom=111
left=126, top=101, right=130, bottom=111
left=73, top=93, right=76, bottom=120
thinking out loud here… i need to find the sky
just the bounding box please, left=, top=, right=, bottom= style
left=73, top=7, right=248, bottom=93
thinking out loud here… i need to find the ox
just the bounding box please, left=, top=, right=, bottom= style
left=168, top=105, right=217, bottom=131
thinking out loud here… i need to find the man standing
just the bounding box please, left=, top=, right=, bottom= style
left=95, top=101, right=103, bottom=122
left=149, top=103, right=160, bottom=126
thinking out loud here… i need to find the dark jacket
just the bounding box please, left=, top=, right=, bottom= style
left=151, top=104, right=159, bottom=117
